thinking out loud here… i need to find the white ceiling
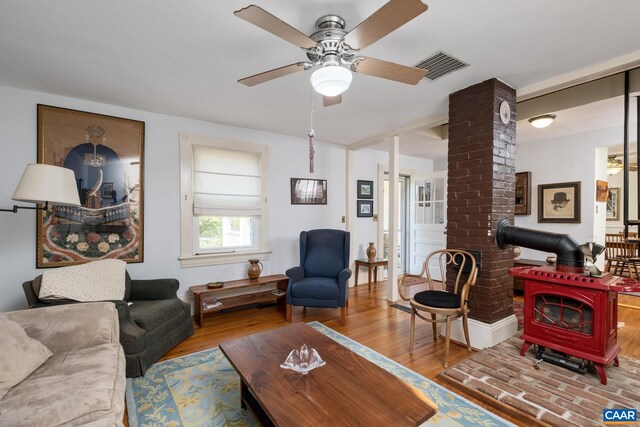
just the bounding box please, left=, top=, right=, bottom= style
left=0, top=0, right=639, bottom=159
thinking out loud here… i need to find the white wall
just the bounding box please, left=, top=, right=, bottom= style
left=514, top=126, right=619, bottom=262
left=351, top=147, right=433, bottom=261
left=0, top=84, right=348, bottom=311
left=606, top=169, right=638, bottom=233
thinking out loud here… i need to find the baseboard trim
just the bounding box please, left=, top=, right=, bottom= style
left=444, top=315, right=518, bottom=350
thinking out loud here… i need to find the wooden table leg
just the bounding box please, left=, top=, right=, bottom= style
left=194, top=294, right=203, bottom=328
left=355, top=264, right=359, bottom=287
left=368, top=267, right=372, bottom=290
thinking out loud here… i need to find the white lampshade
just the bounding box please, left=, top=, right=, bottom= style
left=12, top=164, right=80, bottom=206
left=310, top=65, right=352, bottom=97
left=528, top=114, right=556, bottom=128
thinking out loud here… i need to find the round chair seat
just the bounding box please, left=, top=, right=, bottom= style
left=413, top=290, right=460, bottom=309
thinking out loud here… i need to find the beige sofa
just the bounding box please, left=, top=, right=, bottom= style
left=0, top=302, right=126, bottom=426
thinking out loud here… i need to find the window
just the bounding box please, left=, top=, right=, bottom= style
left=179, top=133, right=270, bottom=267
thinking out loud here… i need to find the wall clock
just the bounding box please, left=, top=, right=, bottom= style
left=499, top=100, right=511, bottom=125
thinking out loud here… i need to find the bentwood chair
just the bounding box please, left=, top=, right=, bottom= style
left=398, top=249, right=478, bottom=368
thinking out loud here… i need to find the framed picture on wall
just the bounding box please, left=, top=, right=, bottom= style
left=357, top=200, right=373, bottom=217
left=515, top=172, right=531, bottom=215
left=290, top=178, right=327, bottom=204
left=357, top=180, right=373, bottom=199
left=607, top=188, right=619, bottom=221
left=538, top=181, right=581, bottom=223
left=36, top=104, right=145, bottom=268
left=595, top=180, right=609, bottom=202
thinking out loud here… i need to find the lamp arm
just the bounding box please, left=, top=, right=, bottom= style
left=0, top=201, right=49, bottom=213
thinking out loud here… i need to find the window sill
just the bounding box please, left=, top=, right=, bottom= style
left=179, top=249, right=272, bottom=268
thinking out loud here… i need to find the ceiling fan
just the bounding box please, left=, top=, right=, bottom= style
left=235, top=0, right=429, bottom=107
left=608, top=154, right=638, bottom=174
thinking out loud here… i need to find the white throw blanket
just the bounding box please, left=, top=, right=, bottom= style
left=39, top=259, right=126, bottom=301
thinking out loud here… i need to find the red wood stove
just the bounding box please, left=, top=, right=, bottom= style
left=510, top=264, right=640, bottom=384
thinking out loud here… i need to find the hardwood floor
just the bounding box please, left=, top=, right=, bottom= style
left=148, top=283, right=640, bottom=427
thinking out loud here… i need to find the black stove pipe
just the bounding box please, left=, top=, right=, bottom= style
left=496, top=219, right=584, bottom=268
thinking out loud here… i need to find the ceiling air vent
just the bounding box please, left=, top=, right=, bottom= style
left=415, top=51, right=468, bottom=81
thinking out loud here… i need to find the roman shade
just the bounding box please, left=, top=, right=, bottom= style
left=192, top=144, right=262, bottom=217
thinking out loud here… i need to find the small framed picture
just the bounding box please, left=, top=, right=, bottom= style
left=357, top=180, right=373, bottom=199
left=290, top=178, right=327, bottom=205
left=607, top=188, right=619, bottom=221
left=357, top=200, right=373, bottom=217
left=515, top=172, right=531, bottom=215
left=538, top=181, right=581, bottom=223
left=102, top=182, right=114, bottom=198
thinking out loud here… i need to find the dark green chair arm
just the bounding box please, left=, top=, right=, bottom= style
left=130, top=278, right=179, bottom=300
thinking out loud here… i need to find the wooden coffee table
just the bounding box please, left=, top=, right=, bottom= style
left=219, top=323, right=436, bottom=426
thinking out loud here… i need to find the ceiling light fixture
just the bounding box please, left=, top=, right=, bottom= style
left=310, top=65, right=352, bottom=97
left=528, top=114, right=556, bottom=128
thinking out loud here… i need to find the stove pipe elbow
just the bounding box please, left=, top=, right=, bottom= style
left=496, top=219, right=584, bottom=268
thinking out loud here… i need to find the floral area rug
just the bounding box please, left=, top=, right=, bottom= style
left=126, top=322, right=515, bottom=427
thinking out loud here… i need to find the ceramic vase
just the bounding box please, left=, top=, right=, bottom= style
left=366, top=242, right=376, bottom=261
left=247, top=259, right=263, bottom=279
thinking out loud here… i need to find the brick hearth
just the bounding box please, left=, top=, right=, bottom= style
left=440, top=336, right=640, bottom=427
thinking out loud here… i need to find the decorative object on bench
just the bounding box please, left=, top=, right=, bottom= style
left=286, top=229, right=351, bottom=325
left=0, top=302, right=126, bottom=426
left=22, top=259, right=194, bottom=377
left=206, top=281, right=224, bottom=289
left=398, top=249, right=478, bottom=368
left=247, top=258, right=263, bottom=279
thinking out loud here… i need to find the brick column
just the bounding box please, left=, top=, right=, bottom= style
left=447, top=78, right=516, bottom=324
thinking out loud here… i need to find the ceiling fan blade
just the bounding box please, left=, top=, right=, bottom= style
left=323, top=94, right=342, bottom=107
left=342, top=0, right=428, bottom=51
left=239, top=62, right=307, bottom=86
left=235, top=5, right=317, bottom=49
left=353, top=57, right=427, bottom=84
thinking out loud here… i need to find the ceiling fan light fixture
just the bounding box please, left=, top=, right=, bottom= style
left=607, top=167, right=623, bottom=175
left=310, top=65, right=352, bottom=97
left=528, top=114, right=556, bottom=128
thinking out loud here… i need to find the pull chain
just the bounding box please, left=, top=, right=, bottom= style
left=308, top=90, right=315, bottom=173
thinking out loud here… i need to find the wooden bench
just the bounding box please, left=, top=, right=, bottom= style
left=190, top=274, right=289, bottom=328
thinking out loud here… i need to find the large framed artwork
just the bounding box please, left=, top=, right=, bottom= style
left=290, top=178, right=327, bottom=205
left=538, top=181, right=581, bottom=223
left=36, top=105, right=145, bottom=267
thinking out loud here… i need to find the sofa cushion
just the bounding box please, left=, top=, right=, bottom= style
left=0, top=343, right=123, bottom=427
left=39, top=259, right=126, bottom=302
left=129, top=299, right=186, bottom=331
left=0, top=315, right=52, bottom=399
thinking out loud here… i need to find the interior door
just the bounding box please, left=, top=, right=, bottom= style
left=383, top=175, right=408, bottom=274
left=410, top=171, right=447, bottom=278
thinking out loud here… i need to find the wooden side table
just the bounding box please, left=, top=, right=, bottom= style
left=354, top=258, right=388, bottom=290
left=190, top=274, right=289, bottom=327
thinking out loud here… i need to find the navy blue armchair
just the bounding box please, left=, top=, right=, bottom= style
left=286, top=229, right=352, bottom=325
